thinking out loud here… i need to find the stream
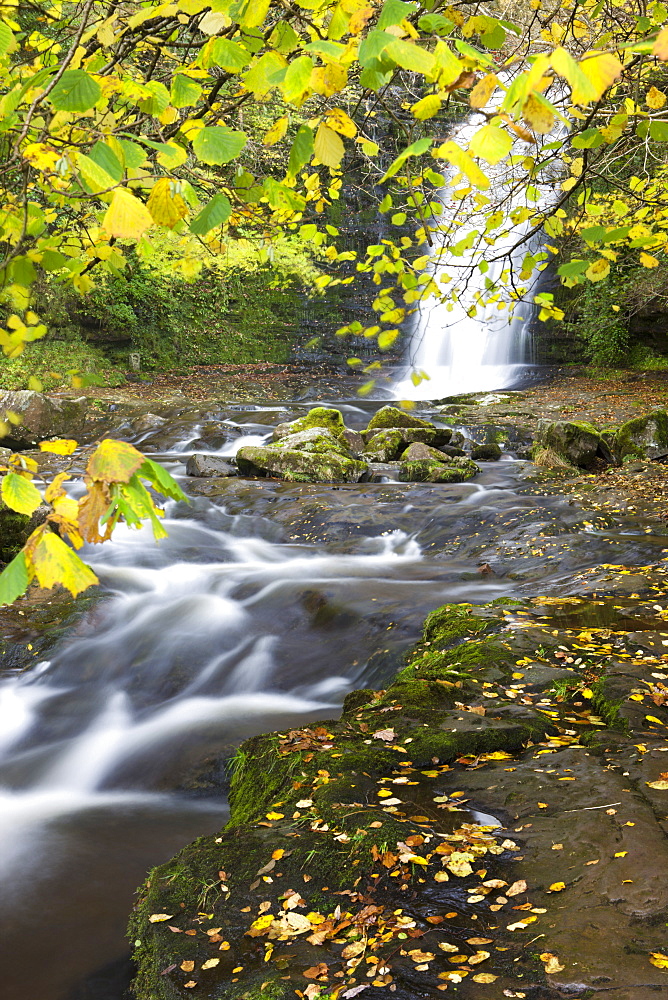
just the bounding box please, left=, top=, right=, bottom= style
left=0, top=395, right=666, bottom=1000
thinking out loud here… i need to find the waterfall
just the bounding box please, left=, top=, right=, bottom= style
left=393, top=93, right=565, bottom=401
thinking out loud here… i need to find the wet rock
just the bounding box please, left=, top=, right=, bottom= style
left=535, top=419, right=615, bottom=470
left=275, top=426, right=351, bottom=456
left=471, top=442, right=502, bottom=460
left=236, top=445, right=367, bottom=483
left=364, top=462, right=402, bottom=482
left=399, top=457, right=479, bottom=483
left=341, top=427, right=365, bottom=456
left=132, top=412, right=166, bottom=433
left=0, top=391, right=88, bottom=448
left=366, top=404, right=438, bottom=432
left=185, top=454, right=236, bottom=478
left=362, top=429, right=405, bottom=462
left=401, top=441, right=449, bottom=462
left=615, top=409, right=668, bottom=462
left=439, top=443, right=466, bottom=457
left=273, top=406, right=346, bottom=441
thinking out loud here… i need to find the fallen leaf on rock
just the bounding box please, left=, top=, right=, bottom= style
left=537, top=802, right=548, bottom=809
left=614, top=851, right=628, bottom=858
left=342, top=987, right=370, bottom=998
left=473, top=973, right=498, bottom=983
left=296, top=799, right=313, bottom=808
left=506, top=880, right=527, bottom=897
left=180, top=961, right=194, bottom=972
left=266, top=811, right=284, bottom=820
left=373, top=728, right=395, bottom=741
left=469, top=951, right=490, bottom=964
left=183, top=982, right=197, bottom=989
left=247, top=914, right=274, bottom=937
left=148, top=913, right=174, bottom=922
left=482, top=879, right=507, bottom=888
left=409, top=950, right=435, bottom=963
left=548, top=882, right=565, bottom=892
left=551, top=843, right=563, bottom=850
left=305, top=985, right=323, bottom=999
left=540, top=952, right=565, bottom=973
left=467, top=937, right=493, bottom=945
left=447, top=852, right=474, bottom=877
left=646, top=777, right=668, bottom=790
left=650, top=952, right=668, bottom=969
left=507, top=916, right=537, bottom=931
left=303, top=963, right=328, bottom=979
left=434, top=871, right=449, bottom=882
left=272, top=849, right=285, bottom=860
left=342, top=941, right=366, bottom=959
left=201, top=959, right=219, bottom=970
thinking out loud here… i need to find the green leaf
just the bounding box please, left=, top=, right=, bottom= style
left=49, top=70, right=101, bottom=112
left=418, top=14, right=454, bottom=35
left=385, top=38, right=436, bottom=75
left=0, top=551, right=29, bottom=607
left=288, top=125, right=314, bottom=177
left=87, top=141, right=124, bottom=182
left=118, top=139, right=147, bottom=169
left=377, top=0, right=415, bottom=29
left=138, top=80, right=170, bottom=116
left=210, top=38, right=251, bottom=71
left=190, top=193, right=232, bottom=235
left=468, top=125, right=513, bottom=164
left=1, top=472, right=42, bottom=516
left=244, top=51, right=287, bottom=96
left=77, top=153, right=118, bottom=194
left=171, top=74, right=203, bottom=109
left=281, top=55, right=313, bottom=103
left=580, top=225, right=607, bottom=242
left=0, top=21, right=16, bottom=58
left=380, top=136, right=432, bottom=182
left=649, top=120, right=668, bottom=141
left=481, top=22, right=505, bottom=49
left=557, top=260, right=588, bottom=277
left=359, top=30, right=392, bottom=66
left=193, top=126, right=247, bottom=165
left=137, top=458, right=188, bottom=502
left=571, top=128, right=605, bottom=149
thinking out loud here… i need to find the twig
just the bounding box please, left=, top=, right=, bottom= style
left=563, top=801, right=621, bottom=813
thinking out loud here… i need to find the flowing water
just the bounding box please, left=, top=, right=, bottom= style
left=0, top=397, right=666, bottom=1000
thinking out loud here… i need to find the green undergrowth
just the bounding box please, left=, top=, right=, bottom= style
left=0, top=337, right=124, bottom=390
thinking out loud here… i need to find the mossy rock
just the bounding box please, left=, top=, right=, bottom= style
left=274, top=427, right=351, bottom=457
left=535, top=419, right=614, bottom=470
left=236, top=445, right=367, bottom=483
left=366, top=405, right=436, bottom=432
left=614, top=409, right=668, bottom=462
left=401, top=441, right=448, bottom=462
left=128, top=602, right=554, bottom=1000
left=362, top=429, right=405, bottom=462
left=273, top=407, right=346, bottom=442
left=471, top=443, right=502, bottom=461
left=398, top=457, right=479, bottom=483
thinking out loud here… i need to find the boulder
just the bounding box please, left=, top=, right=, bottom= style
left=471, top=443, right=502, bottom=461
left=615, top=410, right=668, bottom=462
left=362, top=430, right=405, bottom=462
left=341, top=428, right=365, bottom=457
left=399, top=457, right=480, bottom=483
left=439, top=444, right=466, bottom=457
left=535, top=420, right=614, bottom=470
left=275, top=427, right=351, bottom=457
left=185, top=454, right=236, bottom=478
left=273, top=406, right=346, bottom=442
left=366, top=405, right=437, bottom=432
left=401, top=441, right=449, bottom=462
left=0, top=391, right=89, bottom=448
left=236, top=446, right=367, bottom=484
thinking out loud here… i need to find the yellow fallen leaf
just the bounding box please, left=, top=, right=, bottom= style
left=646, top=779, right=668, bottom=790
left=180, top=961, right=194, bottom=972
left=650, top=952, right=668, bottom=969
left=469, top=950, right=490, bottom=964
left=472, top=972, right=498, bottom=983
left=266, top=811, right=284, bottom=820
left=540, top=952, right=565, bottom=973
left=548, top=881, right=566, bottom=892
left=272, top=849, right=285, bottom=860
left=506, top=879, right=527, bottom=897
left=201, top=958, right=220, bottom=969
left=148, top=913, right=174, bottom=922
left=614, top=851, right=628, bottom=858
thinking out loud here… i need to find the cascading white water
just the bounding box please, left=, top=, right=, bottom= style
left=394, top=94, right=565, bottom=401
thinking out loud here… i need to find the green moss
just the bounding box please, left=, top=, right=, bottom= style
left=366, top=405, right=435, bottom=431
left=615, top=409, right=668, bottom=461
left=0, top=500, right=38, bottom=565
left=471, top=443, right=502, bottom=460
left=362, top=429, right=405, bottom=461
left=275, top=429, right=350, bottom=457
left=236, top=445, right=367, bottom=483
left=277, top=407, right=347, bottom=440
left=398, top=459, right=478, bottom=483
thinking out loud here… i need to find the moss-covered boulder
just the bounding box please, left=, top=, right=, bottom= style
left=534, top=419, right=614, bottom=470
left=275, top=427, right=351, bottom=457
left=361, top=429, right=405, bottom=462
left=366, top=405, right=436, bottom=432
left=399, top=457, right=479, bottom=483
left=128, top=603, right=552, bottom=1000
left=364, top=407, right=452, bottom=449
left=273, top=407, right=346, bottom=442
left=614, top=409, right=668, bottom=462
left=401, top=441, right=449, bottom=462
left=236, top=445, right=367, bottom=483
left=471, top=443, right=502, bottom=461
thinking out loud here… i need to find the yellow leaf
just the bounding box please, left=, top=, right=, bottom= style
left=522, top=92, right=554, bottom=134
left=148, top=913, right=174, bottom=923
left=585, top=258, right=610, bottom=282
left=325, top=107, right=357, bottom=138
left=548, top=881, right=566, bottom=892
left=39, top=438, right=77, bottom=456
left=652, top=26, right=668, bottom=60
left=470, top=73, right=498, bottom=109
left=201, top=958, right=220, bottom=969
left=579, top=51, right=623, bottom=102
left=247, top=914, right=274, bottom=936
left=646, top=86, right=666, bottom=110
left=640, top=252, right=660, bottom=268
left=263, top=116, right=288, bottom=145
left=434, top=140, right=489, bottom=189
left=540, top=952, right=565, bottom=974
left=180, top=961, right=194, bottom=972
left=650, top=952, right=668, bottom=968
left=646, top=715, right=665, bottom=725
left=103, top=188, right=153, bottom=239
left=147, top=178, right=188, bottom=229
left=272, top=849, right=285, bottom=860
left=28, top=529, right=98, bottom=596
left=348, top=5, right=373, bottom=33
left=472, top=973, right=498, bottom=983
left=266, top=811, right=284, bottom=820
left=468, top=124, right=512, bottom=164
left=411, top=94, right=442, bottom=120
left=87, top=439, right=144, bottom=483
left=156, top=142, right=188, bottom=169
left=1, top=471, right=42, bottom=516
left=314, top=123, right=344, bottom=168
left=647, top=779, right=668, bottom=790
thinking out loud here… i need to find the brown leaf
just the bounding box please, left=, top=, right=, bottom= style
left=303, top=963, right=328, bottom=979
left=506, top=880, right=527, bottom=897
left=372, top=728, right=395, bottom=741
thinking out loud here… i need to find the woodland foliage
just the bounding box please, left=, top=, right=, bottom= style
left=0, top=0, right=667, bottom=601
